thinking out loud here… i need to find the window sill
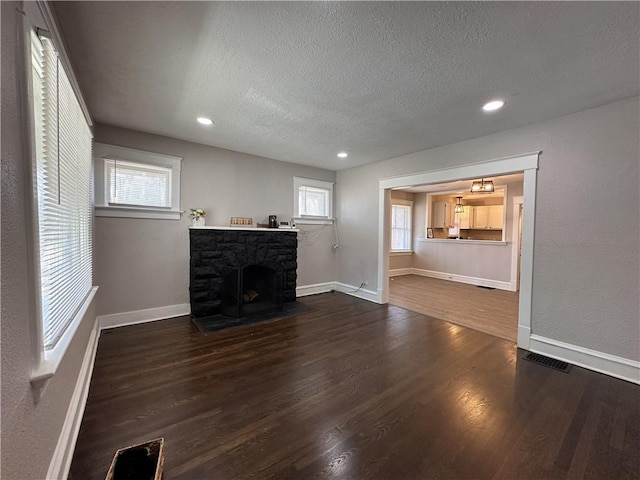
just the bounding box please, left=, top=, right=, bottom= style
left=292, top=217, right=335, bottom=225
left=95, top=205, right=182, bottom=220
left=390, top=251, right=413, bottom=256
left=31, top=286, right=98, bottom=388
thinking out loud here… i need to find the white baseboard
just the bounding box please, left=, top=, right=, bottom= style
left=409, top=268, right=514, bottom=291
left=529, top=334, right=640, bottom=385
left=46, top=321, right=101, bottom=480
left=297, top=282, right=382, bottom=304
left=389, top=268, right=413, bottom=277
left=98, top=303, right=191, bottom=331
left=333, top=282, right=382, bottom=304
left=296, top=282, right=335, bottom=297
left=517, top=325, right=531, bottom=350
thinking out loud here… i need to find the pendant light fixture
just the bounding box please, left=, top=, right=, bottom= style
left=470, top=178, right=495, bottom=193
left=454, top=196, right=464, bottom=213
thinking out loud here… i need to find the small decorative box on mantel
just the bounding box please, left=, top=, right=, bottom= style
left=230, top=217, right=254, bottom=227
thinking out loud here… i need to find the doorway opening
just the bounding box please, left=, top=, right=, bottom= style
left=377, top=152, right=539, bottom=349
left=387, top=174, right=522, bottom=341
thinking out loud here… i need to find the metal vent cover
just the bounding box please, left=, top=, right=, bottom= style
left=523, top=352, right=572, bottom=373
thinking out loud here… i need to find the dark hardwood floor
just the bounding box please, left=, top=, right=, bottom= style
left=69, top=292, right=639, bottom=480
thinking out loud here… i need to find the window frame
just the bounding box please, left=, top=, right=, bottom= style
left=94, top=143, right=183, bottom=220
left=27, top=27, right=98, bottom=384
left=390, top=199, right=414, bottom=254
left=293, top=177, right=334, bottom=224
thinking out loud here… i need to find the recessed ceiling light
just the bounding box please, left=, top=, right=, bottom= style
left=197, top=117, right=213, bottom=125
left=337, top=152, right=348, bottom=158
left=482, top=100, right=505, bottom=112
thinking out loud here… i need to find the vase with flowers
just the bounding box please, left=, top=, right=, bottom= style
left=190, top=208, right=206, bottom=227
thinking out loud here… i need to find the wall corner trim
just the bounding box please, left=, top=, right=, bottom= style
left=46, top=321, right=101, bottom=480
left=408, top=268, right=513, bottom=291
left=529, top=334, right=640, bottom=385
left=297, top=282, right=383, bottom=303
left=296, top=282, right=335, bottom=297
left=333, top=282, right=383, bottom=304
left=389, top=268, right=413, bottom=277
left=97, top=303, right=191, bottom=331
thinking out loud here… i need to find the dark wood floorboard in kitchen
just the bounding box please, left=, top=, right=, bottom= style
left=69, top=292, right=639, bottom=480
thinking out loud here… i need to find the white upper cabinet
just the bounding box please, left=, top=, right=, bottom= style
left=457, top=206, right=473, bottom=229
left=488, top=205, right=504, bottom=229
left=432, top=201, right=456, bottom=228
left=472, top=205, right=504, bottom=229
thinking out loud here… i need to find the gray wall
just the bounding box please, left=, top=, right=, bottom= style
left=94, top=124, right=337, bottom=316
left=1, top=3, right=97, bottom=478
left=336, top=97, right=640, bottom=361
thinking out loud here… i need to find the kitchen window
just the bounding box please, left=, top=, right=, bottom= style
left=391, top=200, right=413, bottom=253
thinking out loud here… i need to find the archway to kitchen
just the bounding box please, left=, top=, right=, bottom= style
left=377, top=152, right=539, bottom=348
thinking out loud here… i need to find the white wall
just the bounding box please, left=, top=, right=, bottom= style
left=336, top=97, right=639, bottom=362
left=93, top=124, right=337, bottom=316
left=1, top=3, right=98, bottom=478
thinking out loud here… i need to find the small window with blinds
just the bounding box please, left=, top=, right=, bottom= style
left=298, top=185, right=329, bottom=217
left=106, top=160, right=172, bottom=208
left=94, top=143, right=182, bottom=219
left=293, top=177, right=334, bottom=224
left=30, top=31, right=94, bottom=351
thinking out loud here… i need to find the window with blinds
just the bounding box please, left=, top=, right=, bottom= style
left=31, top=31, right=93, bottom=350
left=93, top=143, right=182, bottom=219
left=106, top=159, right=172, bottom=208
left=293, top=177, right=334, bottom=223
left=391, top=203, right=413, bottom=252
left=298, top=185, right=329, bottom=218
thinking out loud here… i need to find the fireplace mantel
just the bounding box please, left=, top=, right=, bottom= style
left=190, top=226, right=299, bottom=232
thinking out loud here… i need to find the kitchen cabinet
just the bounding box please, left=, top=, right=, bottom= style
left=488, top=205, right=504, bottom=228
left=432, top=201, right=455, bottom=228
left=472, top=205, right=503, bottom=229
left=457, top=206, right=473, bottom=229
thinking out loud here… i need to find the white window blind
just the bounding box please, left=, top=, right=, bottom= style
left=31, top=32, right=93, bottom=350
left=391, top=203, right=412, bottom=252
left=293, top=177, right=334, bottom=223
left=106, top=159, right=171, bottom=208
left=298, top=185, right=329, bottom=217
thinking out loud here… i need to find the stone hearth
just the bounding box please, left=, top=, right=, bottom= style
left=189, top=227, right=297, bottom=318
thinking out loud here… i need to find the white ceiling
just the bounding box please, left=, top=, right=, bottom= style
left=54, top=2, right=639, bottom=171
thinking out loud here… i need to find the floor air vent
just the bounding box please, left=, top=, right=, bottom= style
left=523, top=352, right=572, bottom=373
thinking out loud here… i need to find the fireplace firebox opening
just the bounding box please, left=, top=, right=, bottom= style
left=221, top=264, right=283, bottom=318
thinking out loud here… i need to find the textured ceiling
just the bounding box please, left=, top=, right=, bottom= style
left=54, top=2, right=639, bottom=171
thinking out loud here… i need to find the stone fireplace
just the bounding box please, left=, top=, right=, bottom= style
left=189, top=227, right=297, bottom=318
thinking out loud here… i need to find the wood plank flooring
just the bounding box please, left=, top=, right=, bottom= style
left=69, top=292, right=639, bottom=480
left=389, top=275, right=519, bottom=341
